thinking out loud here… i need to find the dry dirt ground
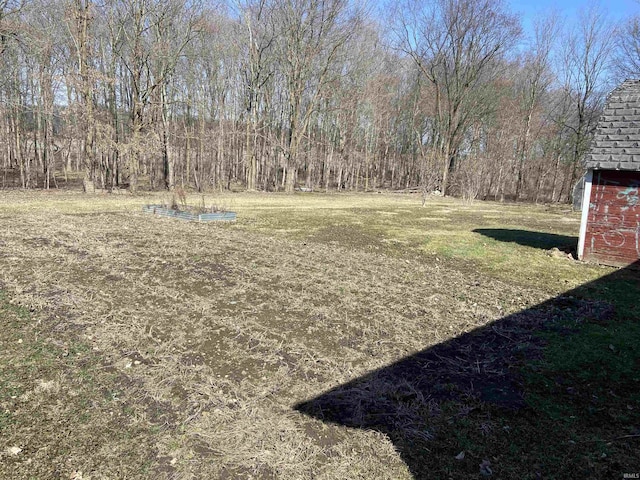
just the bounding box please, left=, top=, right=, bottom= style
left=0, top=190, right=637, bottom=479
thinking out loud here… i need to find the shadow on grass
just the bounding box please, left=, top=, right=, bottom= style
left=296, top=261, right=640, bottom=479
left=473, top=228, right=578, bottom=251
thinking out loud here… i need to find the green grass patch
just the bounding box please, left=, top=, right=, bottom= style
left=513, top=272, right=640, bottom=477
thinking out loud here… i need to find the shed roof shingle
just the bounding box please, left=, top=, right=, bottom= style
left=583, top=79, right=640, bottom=171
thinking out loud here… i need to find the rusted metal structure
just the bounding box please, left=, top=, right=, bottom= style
left=578, top=80, right=640, bottom=267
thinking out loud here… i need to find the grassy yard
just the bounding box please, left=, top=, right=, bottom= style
left=0, top=190, right=638, bottom=479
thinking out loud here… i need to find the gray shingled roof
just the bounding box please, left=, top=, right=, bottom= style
left=583, top=79, right=640, bottom=171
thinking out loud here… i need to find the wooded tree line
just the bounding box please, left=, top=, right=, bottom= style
left=0, top=0, right=638, bottom=200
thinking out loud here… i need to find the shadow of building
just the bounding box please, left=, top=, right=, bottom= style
left=473, top=228, right=578, bottom=252
left=296, top=261, right=639, bottom=478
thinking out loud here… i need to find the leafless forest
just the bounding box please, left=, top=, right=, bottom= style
left=0, top=0, right=638, bottom=200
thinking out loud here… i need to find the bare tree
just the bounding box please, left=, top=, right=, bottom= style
left=0, top=0, right=622, bottom=204
left=392, top=0, right=521, bottom=195
left=66, top=0, right=97, bottom=192
left=558, top=5, right=615, bottom=201
left=513, top=13, right=557, bottom=200
left=151, top=0, right=203, bottom=191
left=274, top=0, right=362, bottom=193
left=614, top=14, right=640, bottom=80
left=0, top=0, right=24, bottom=56
left=237, top=0, right=277, bottom=191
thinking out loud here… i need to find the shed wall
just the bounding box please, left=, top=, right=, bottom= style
left=583, top=170, right=640, bottom=267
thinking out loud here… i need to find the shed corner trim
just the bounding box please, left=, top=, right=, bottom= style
left=578, top=169, right=594, bottom=260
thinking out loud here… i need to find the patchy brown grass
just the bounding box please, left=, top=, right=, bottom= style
left=0, top=190, right=637, bottom=479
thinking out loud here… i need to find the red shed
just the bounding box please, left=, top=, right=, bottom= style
left=578, top=80, right=640, bottom=267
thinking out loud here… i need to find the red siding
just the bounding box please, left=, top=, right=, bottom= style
left=583, top=170, right=640, bottom=267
